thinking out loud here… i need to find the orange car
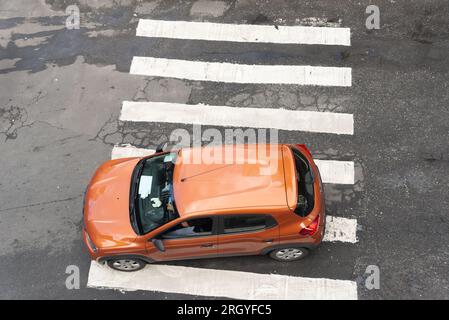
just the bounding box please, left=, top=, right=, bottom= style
left=83, top=144, right=325, bottom=271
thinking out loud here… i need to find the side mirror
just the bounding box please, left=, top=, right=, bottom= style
left=156, top=142, right=168, bottom=153
left=151, top=238, right=165, bottom=252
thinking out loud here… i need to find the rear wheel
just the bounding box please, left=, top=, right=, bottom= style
left=269, top=247, right=309, bottom=262
left=107, top=258, right=146, bottom=272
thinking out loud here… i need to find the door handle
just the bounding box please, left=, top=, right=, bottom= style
left=201, top=243, right=214, bottom=247
left=263, top=239, right=274, bottom=243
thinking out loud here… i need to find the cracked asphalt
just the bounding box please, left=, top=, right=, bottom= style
left=1, top=0, right=449, bottom=299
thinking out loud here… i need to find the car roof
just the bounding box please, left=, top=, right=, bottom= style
left=172, top=144, right=296, bottom=217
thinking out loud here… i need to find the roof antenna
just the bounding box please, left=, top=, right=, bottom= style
left=181, top=164, right=234, bottom=182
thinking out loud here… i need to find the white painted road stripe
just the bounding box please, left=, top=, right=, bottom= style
left=111, top=145, right=358, bottom=243
left=112, top=145, right=355, bottom=186
left=314, top=159, right=355, bottom=185
left=87, top=261, right=357, bottom=299
left=136, top=19, right=351, bottom=46
left=111, top=144, right=155, bottom=159
left=119, top=101, right=354, bottom=135
left=130, top=57, right=352, bottom=87
left=323, top=216, right=358, bottom=243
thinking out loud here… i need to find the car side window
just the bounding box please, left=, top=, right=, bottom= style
left=160, top=217, right=213, bottom=239
left=222, top=215, right=277, bottom=234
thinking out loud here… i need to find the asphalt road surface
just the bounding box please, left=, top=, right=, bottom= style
left=1, top=0, right=449, bottom=299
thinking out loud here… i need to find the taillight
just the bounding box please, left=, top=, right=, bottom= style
left=300, top=215, right=319, bottom=236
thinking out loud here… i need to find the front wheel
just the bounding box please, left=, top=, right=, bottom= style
left=269, top=247, right=309, bottom=262
left=107, top=258, right=146, bottom=272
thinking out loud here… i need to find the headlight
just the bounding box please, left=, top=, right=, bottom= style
left=82, top=186, right=88, bottom=217
left=85, top=230, right=98, bottom=253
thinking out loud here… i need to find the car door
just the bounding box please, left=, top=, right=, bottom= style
left=217, top=214, right=279, bottom=257
left=146, top=216, right=218, bottom=262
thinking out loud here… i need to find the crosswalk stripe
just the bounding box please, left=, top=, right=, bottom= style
left=111, top=145, right=355, bottom=186
left=130, top=57, right=352, bottom=87
left=111, top=144, right=155, bottom=159
left=87, top=261, right=357, bottom=299
left=323, top=216, right=358, bottom=243
left=119, top=101, right=354, bottom=135
left=314, top=160, right=354, bottom=184
left=110, top=144, right=358, bottom=244
left=136, top=19, right=351, bottom=46
left=112, top=145, right=355, bottom=185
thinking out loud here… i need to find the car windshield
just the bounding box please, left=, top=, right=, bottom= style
left=130, top=152, right=179, bottom=234
left=291, top=148, right=315, bottom=217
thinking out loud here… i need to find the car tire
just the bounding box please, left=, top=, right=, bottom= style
left=107, top=258, right=146, bottom=272
left=269, top=247, right=309, bottom=262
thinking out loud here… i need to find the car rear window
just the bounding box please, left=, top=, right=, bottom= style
left=291, top=148, right=315, bottom=217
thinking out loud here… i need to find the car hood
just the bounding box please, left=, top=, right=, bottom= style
left=84, top=157, right=141, bottom=249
